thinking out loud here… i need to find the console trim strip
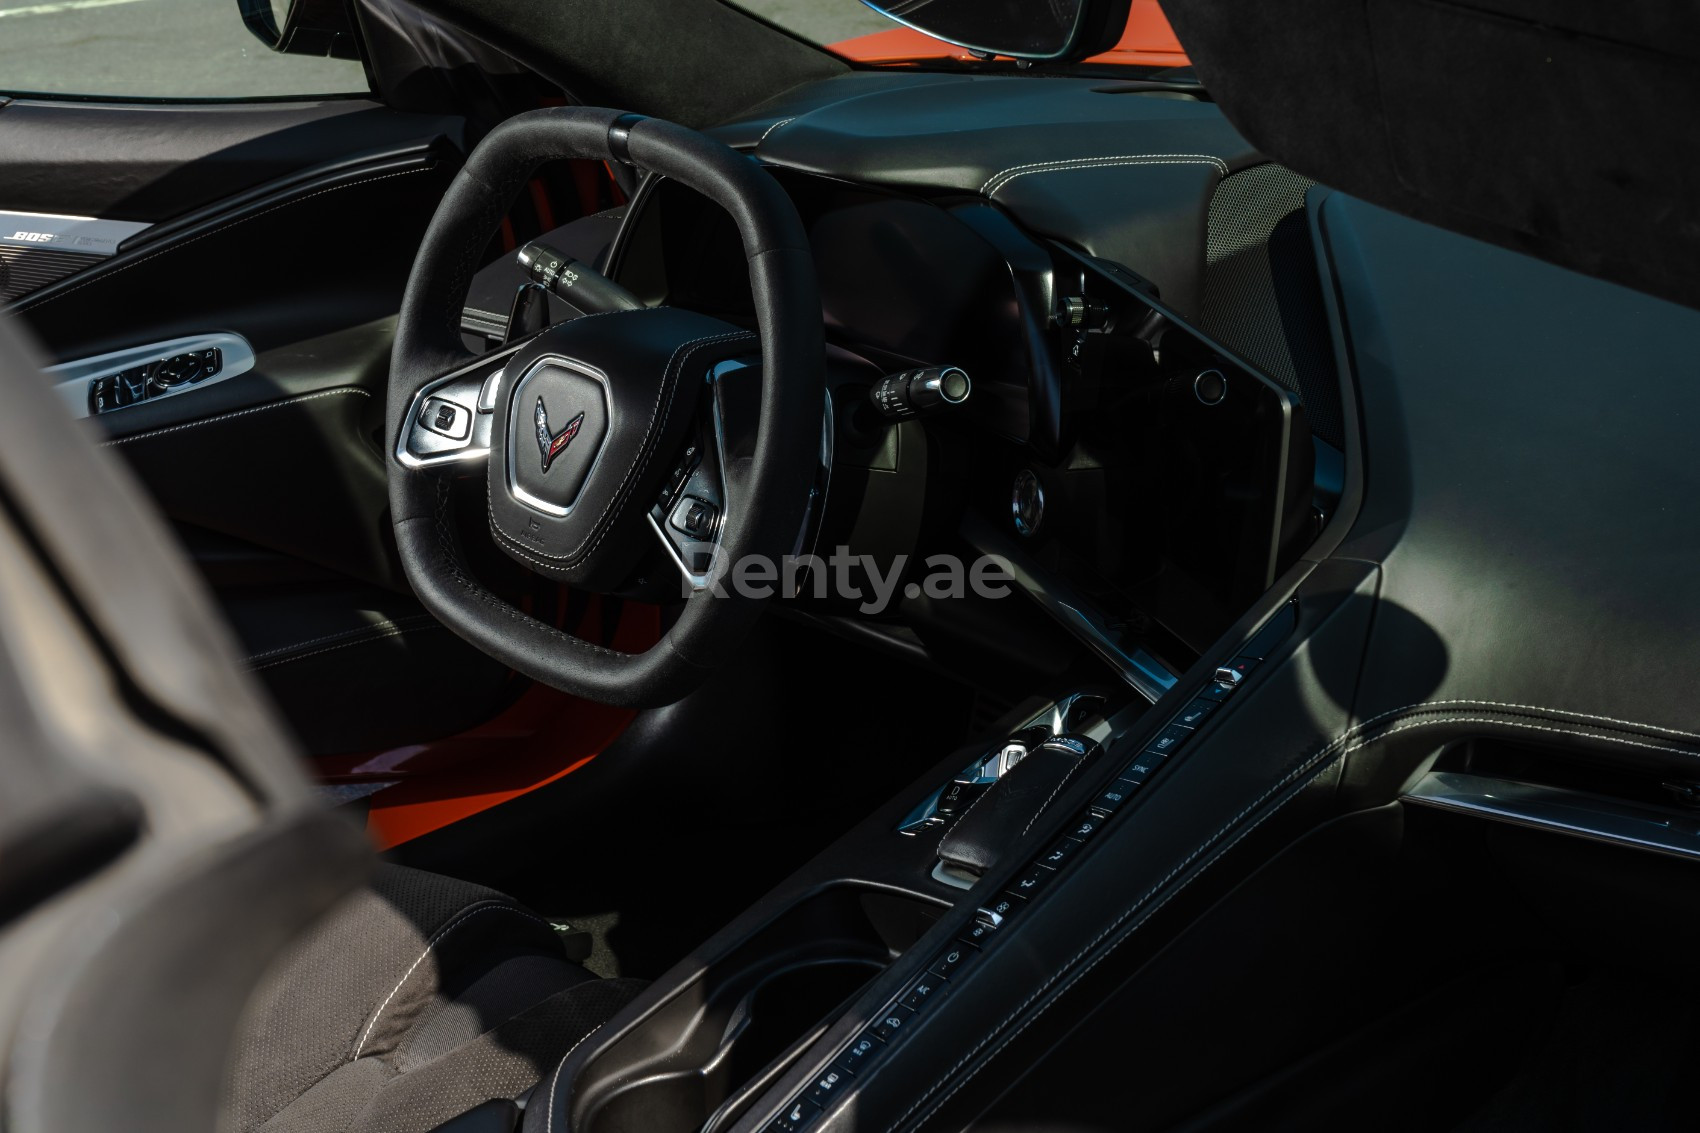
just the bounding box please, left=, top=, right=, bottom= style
left=1403, top=770, right=1700, bottom=863
left=961, top=510, right=1179, bottom=703
left=0, top=209, right=150, bottom=256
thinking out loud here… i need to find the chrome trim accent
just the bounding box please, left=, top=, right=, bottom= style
left=394, top=344, right=523, bottom=471
left=962, top=511, right=1179, bottom=703
left=925, top=366, right=971, bottom=405
left=1403, top=771, right=1700, bottom=863
left=477, top=368, right=504, bottom=412
left=49, top=332, right=255, bottom=420
left=649, top=356, right=835, bottom=595
left=898, top=690, right=1112, bottom=834
left=1011, top=467, right=1044, bottom=537
left=504, top=355, right=611, bottom=518
left=931, top=860, right=978, bottom=891
left=0, top=209, right=150, bottom=256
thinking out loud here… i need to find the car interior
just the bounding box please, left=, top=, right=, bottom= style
left=5, top=0, right=1700, bottom=1131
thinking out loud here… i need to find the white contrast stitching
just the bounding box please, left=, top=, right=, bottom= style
left=351, top=903, right=546, bottom=1060
left=888, top=700, right=1700, bottom=1130
left=1020, top=757, right=1089, bottom=839
left=99, top=388, right=370, bottom=446
left=249, top=623, right=446, bottom=672
left=18, top=167, right=434, bottom=312
left=544, top=1024, right=604, bottom=1133
left=245, top=615, right=438, bottom=663
left=1338, top=715, right=1700, bottom=761
left=946, top=771, right=1002, bottom=837
left=758, top=117, right=795, bottom=145
left=980, top=153, right=1229, bottom=197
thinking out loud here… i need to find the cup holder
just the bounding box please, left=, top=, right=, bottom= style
left=568, top=885, right=942, bottom=1133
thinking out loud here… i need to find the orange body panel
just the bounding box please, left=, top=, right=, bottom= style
left=829, top=0, right=1188, bottom=68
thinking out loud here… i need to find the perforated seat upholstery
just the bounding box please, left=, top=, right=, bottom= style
left=222, top=865, right=640, bottom=1133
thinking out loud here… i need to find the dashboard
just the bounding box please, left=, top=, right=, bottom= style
left=600, top=167, right=1321, bottom=682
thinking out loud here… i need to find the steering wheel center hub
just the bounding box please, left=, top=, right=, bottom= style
left=484, top=306, right=754, bottom=590
left=506, top=357, right=609, bottom=517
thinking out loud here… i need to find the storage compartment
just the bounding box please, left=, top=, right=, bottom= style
left=570, top=884, right=943, bottom=1133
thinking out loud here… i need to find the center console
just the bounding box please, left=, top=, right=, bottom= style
left=532, top=599, right=1298, bottom=1133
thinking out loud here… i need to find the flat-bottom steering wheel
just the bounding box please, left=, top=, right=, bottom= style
left=386, top=107, right=824, bottom=707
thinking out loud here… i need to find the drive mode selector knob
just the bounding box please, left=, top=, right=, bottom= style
left=869, top=365, right=971, bottom=420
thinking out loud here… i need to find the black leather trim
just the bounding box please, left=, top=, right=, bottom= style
left=937, top=744, right=1087, bottom=878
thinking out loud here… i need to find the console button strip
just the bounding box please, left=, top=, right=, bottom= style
left=765, top=604, right=1297, bottom=1131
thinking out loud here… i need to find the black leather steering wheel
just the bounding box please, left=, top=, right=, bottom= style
left=386, top=107, right=824, bottom=708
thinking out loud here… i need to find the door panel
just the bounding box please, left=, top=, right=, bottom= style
left=0, top=91, right=516, bottom=757
left=0, top=98, right=465, bottom=222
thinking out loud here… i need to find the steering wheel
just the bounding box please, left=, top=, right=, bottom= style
left=386, top=107, right=825, bottom=708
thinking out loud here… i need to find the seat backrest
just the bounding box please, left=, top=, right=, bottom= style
left=0, top=315, right=371, bottom=1133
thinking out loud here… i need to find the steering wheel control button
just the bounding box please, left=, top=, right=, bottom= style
left=656, top=442, right=702, bottom=509
left=419, top=396, right=472, bottom=442
left=668, top=495, right=719, bottom=540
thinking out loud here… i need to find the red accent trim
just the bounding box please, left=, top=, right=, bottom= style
left=569, top=161, right=604, bottom=219
left=528, top=177, right=558, bottom=233
left=603, top=163, right=629, bottom=207
left=316, top=602, right=663, bottom=850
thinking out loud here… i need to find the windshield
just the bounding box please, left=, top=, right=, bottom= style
left=721, top=0, right=1189, bottom=67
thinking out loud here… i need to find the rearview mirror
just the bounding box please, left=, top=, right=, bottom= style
left=238, top=0, right=362, bottom=59
left=858, top=0, right=1133, bottom=61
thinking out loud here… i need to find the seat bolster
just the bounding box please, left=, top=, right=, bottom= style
left=223, top=866, right=568, bottom=1133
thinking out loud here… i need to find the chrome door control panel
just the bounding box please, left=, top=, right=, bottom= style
left=88, top=347, right=222, bottom=414
left=47, top=333, right=255, bottom=419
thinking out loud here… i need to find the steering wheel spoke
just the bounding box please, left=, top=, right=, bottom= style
left=393, top=345, right=518, bottom=470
